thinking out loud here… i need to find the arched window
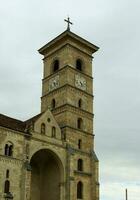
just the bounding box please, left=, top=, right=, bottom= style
left=53, top=60, right=59, bottom=72
left=4, top=180, right=10, bottom=193
left=77, top=181, right=83, bottom=199
left=78, top=159, right=83, bottom=171
left=78, top=99, right=82, bottom=108
left=41, top=123, right=46, bottom=134
left=76, top=59, right=82, bottom=71
left=61, top=132, right=66, bottom=141
left=6, top=170, right=9, bottom=179
left=4, top=143, right=13, bottom=157
left=4, top=144, right=9, bottom=156
left=52, top=127, right=56, bottom=138
left=9, top=145, right=13, bottom=156
left=51, top=99, right=56, bottom=109
left=78, top=139, right=82, bottom=149
left=77, top=118, right=83, bottom=129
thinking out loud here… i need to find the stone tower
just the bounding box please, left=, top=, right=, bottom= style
left=0, top=25, right=99, bottom=200
left=38, top=29, right=99, bottom=199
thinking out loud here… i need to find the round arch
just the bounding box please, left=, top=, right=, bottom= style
left=75, top=57, right=85, bottom=72
left=51, top=58, right=60, bottom=74
left=30, top=148, right=64, bottom=200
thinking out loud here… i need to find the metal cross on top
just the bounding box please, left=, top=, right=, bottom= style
left=64, top=17, right=73, bottom=31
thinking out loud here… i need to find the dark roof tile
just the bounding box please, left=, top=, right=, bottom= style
left=0, top=114, right=26, bottom=132
left=0, top=113, right=42, bottom=133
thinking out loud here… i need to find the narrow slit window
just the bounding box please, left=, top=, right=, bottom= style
left=78, top=159, right=83, bottom=171
left=4, top=180, right=10, bottom=193
left=6, top=170, right=9, bottom=179
left=41, top=123, right=46, bottom=134
left=52, top=127, right=56, bottom=138
left=77, top=118, right=83, bottom=129
left=76, top=59, right=82, bottom=71
left=78, top=99, right=82, bottom=108
left=78, top=139, right=82, bottom=149
left=77, top=181, right=83, bottom=199
left=51, top=99, right=56, bottom=109
left=9, top=145, right=13, bottom=156
left=4, top=144, right=9, bottom=156
left=53, top=60, right=59, bottom=72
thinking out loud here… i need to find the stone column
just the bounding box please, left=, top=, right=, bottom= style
left=20, top=160, right=32, bottom=200
left=70, top=177, right=75, bottom=200
left=59, top=181, right=65, bottom=200
left=66, top=145, right=75, bottom=200
left=24, top=162, right=32, bottom=200
left=22, top=133, right=32, bottom=200
left=66, top=145, right=72, bottom=200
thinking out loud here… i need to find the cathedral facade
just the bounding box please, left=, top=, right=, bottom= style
left=0, top=28, right=99, bottom=200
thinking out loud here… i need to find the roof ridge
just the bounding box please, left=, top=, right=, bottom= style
left=0, top=112, right=42, bottom=133
left=24, top=112, right=42, bottom=123
left=0, top=113, right=24, bottom=123
left=38, top=30, right=99, bottom=55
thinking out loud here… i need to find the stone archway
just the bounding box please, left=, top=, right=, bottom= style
left=30, top=149, right=63, bottom=200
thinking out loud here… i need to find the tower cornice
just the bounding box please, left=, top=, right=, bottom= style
left=60, top=125, right=94, bottom=136
left=38, top=30, right=99, bottom=56
left=42, top=64, right=93, bottom=81
left=42, top=43, right=94, bottom=59
left=51, top=103, right=94, bottom=119
left=41, top=83, right=94, bottom=99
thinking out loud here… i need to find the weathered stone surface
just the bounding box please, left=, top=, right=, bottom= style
left=0, top=30, right=99, bottom=200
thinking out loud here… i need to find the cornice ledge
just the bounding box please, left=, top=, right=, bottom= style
left=74, top=170, right=92, bottom=176
left=42, top=64, right=93, bottom=82
left=41, top=84, right=93, bottom=98
left=60, top=125, right=94, bottom=136
left=52, top=104, right=94, bottom=118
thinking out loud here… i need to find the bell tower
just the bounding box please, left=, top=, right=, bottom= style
left=38, top=22, right=99, bottom=200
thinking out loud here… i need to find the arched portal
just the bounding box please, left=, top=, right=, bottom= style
left=30, top=149, right=63, bottom=200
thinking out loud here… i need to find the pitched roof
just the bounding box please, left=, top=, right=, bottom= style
left=24, top=113, right=42, bottom=128
left=38, top=30, right=99, bottom=55
left=0, top=113, right=42, bottom=133
left=0, top=114, right=26, bottom=132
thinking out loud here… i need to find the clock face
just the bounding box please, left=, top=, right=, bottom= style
left=49, top=75, right=59, bottom=91
left=75, top=75, right=86, bottom=91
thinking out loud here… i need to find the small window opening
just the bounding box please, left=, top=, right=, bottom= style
left=47, top=118, right=51, bottom=122
left=78, top=139, right=82, bottom=149
left=77, top=181, right=83, bottom=199
left=5, top=144, right=9, bottom=156
left=4, top=143, right=13, bottom=157
left=4, top=180, right=10, bottom=193
left=77, top=118, right=83, bottom=129
left=51, top=99, right=56, bottom=109
left=9, top=145, right=13, bottom=156
left=52, top=127, right=56, bottom=138
left=41, top=123, right=46, bottom=134
left=76, top=59, right=82, bottom=71
left=6, top=170, right=9, bottom=179
left=53, top=60, right=59, bottom=72
left=78, top=159, right=83, bottom=171
left=78, top=99, right=82, bottom=108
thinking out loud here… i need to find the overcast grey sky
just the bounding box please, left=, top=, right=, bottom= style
left=0, top=0, right=140, bottom=200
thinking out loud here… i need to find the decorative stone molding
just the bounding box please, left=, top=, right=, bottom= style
left=0, top=155, right=22, bottom=165
left=74, top=170, right=92, bottom=177
left=52, top=103, right=93, bottom=119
